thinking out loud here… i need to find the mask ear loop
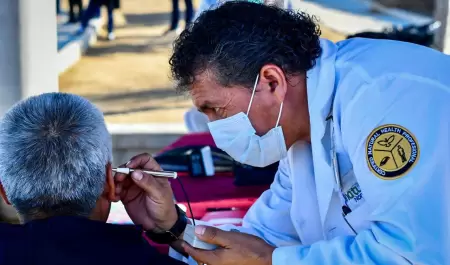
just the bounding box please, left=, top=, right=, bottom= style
left=275, top=102, right=284, bottom=127
left=247, top=74, right=284, bottom=127
left=246, top=74, right=260, bottom=115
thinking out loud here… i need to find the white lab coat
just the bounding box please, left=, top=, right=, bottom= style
left=175, top=38, right=450, bottom=264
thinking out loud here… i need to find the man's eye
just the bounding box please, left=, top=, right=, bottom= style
left=214, top=107, right=220, bottom=113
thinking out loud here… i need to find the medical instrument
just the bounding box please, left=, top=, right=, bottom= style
left=112, top=168, right=177, bottom=179
left=183, top=224, right=217, bottom=265
left=183, top=224, right=218, bottom=250
left=113, top=166, right=196, bottom=227
left=327, top=108, right=357, bottom=235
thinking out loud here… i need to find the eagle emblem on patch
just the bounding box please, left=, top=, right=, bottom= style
left=365, top=124, right=419, bottom=180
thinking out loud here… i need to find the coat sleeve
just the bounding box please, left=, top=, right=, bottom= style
left=238, top=156, right=302, bottom=246
left=272, top=76, right=450, bottom=264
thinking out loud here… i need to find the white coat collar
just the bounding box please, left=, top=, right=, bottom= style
left=306, top=39, right=338, bottom=226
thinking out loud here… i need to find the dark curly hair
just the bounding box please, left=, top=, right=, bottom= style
left=169, top=1, right=322, bottom=92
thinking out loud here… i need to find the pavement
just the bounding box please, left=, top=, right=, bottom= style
left=59, top=0, right=191, bottom=126
left=58, top=0, right=351, bottom=126
left=59, top=0, right=434, bottom=124
left=56, top=0, right=435, bottom=156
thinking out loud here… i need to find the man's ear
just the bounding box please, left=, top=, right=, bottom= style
left=259, top=64, right=287, bottom=103
left=104, top=163, right=116, bottom=201
left=0, top=181, right=11, bottom=205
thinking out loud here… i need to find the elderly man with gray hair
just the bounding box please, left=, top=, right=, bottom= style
left=0, top=93, right=185, bottom=265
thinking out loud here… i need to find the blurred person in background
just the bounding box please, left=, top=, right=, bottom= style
left=163, top=0, right=194, bottom=35
left=194, top=0, right=291, bottom=20
left=68, top=0, right=83, bottom=23
left=80, top=0, right=119, bottom=40
left=0, top=93, right=185, bottom=265
left=184, top=107, right=209, bottom=133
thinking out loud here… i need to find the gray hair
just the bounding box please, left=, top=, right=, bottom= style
left=0, top=93, right=112, bottom=217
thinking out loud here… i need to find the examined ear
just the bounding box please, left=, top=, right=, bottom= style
left=0, top=181, right=11, bottom=205
left=105, top=163, right=116, bottom=201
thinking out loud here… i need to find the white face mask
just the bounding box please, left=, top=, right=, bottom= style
left=207, top=74, right=287, bottom=167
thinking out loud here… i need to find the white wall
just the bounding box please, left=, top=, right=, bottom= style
left=0, top=0, right=58, bottom=117
left=0, top=0, right=22, bottom=115
left=19, top=0, right=59, bottom=98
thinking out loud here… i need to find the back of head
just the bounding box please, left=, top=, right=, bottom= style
left=0, top=93, right=112, bottom=219
left=170, top=1, right=322, bottom=91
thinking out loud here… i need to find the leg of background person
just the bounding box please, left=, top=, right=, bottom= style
left=162, top=0, right=180, bottom=35
left=68, top=0, right=76, bottom=22
left=184, top=0, right=194, bottom=28
left=107, top=0, right=115, bottom=40
left=81, top=0, right=92, bottom=29
left=56, top=0, right=61, bottom=14
left=114, top=0, right=120, bottom=9
left=80, top=0, right=100, bottom=31
left=170, top=0, right=180, bottom=30
left=76, top=0, right=83, bottom=22
left=93, top=0, right=101, bottom=18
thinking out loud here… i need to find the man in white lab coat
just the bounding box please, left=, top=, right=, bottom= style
left=113, top=1, right=450, bottom=264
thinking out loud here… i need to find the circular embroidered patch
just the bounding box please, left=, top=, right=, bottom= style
left=366, top=124, right=419, bottom=180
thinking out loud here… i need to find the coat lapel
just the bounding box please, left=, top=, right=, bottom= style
left=289, top=142, right=324, bottom=244
left=306, top=39, right=338, bottom=227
